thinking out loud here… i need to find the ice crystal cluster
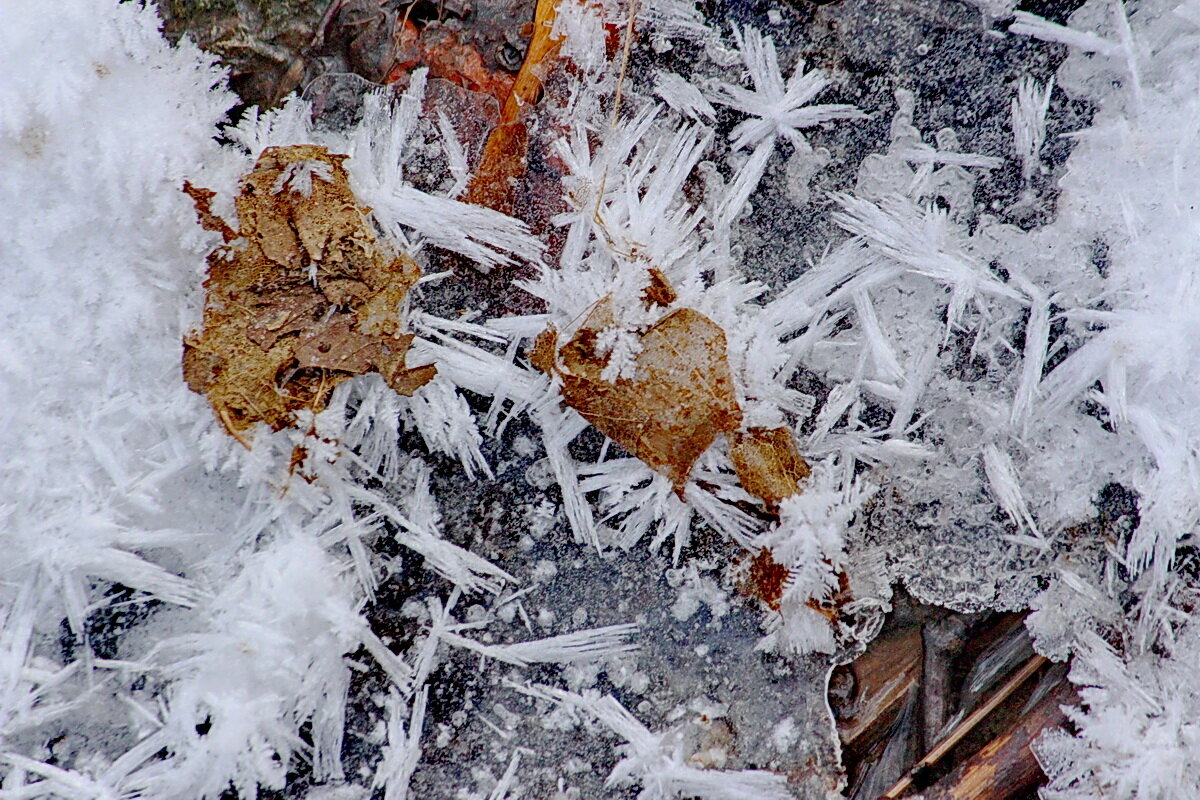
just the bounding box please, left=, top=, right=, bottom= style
left=3, top=0, right=1200, bottom=797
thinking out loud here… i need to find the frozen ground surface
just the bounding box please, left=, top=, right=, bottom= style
left=3, top=0, right=1200, bottom=798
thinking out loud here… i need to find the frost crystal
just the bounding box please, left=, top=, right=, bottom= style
left=1011, top=75, right=1053, bottom=183
left=524, top=686, right=795, bottom=800
left=270, top=158, right=334, bottom=196
left=9, top=0, right=1200, bottom=795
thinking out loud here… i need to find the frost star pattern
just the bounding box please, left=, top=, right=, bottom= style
left=6, top=0, right=1200, bottom=797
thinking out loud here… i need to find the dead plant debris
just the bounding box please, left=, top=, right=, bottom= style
left=463, top=0, right=564, bottom=212
left=533, top=272, right=812, bottom=503
left=534, top=297, right=743, bottom=493
left=739, top=547, right=791, bottom=611
left=729, top=426, right=812, bottom=511
left=183, top=145, right=435, bottom=443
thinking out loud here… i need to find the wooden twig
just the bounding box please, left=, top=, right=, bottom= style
left=879, top=654, right=1049, bottom=799
left=463, top=0, right=563, bottom=211
left=920, top=675, right=1076, bottom=800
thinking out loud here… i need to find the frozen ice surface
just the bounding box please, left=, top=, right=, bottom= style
left=389, top=510, right=840, bottom=797
left=6, top=0, right=1200, bottom=796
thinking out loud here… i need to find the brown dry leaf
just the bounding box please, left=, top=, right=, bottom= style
left=529, top=323, right=559, bottom=375
left=534, top=272, right=813, bottom=505
left=183, top=145, right=435, bottom=442
left=729, top=426, right=811, bottom=510
left=536, top=297, right=743, bottom=493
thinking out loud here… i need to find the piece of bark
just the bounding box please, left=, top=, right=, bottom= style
left=849, top=687, right=924, bottom=800
left=835, top=626, right=924, bottom=752
left=880, top=655, right=1050, bottom=800
left=918, top=676, right=1076, bottom=800
left=183, top=145, right=435, bottom=441
left=729, top=426, right=811, bottom=510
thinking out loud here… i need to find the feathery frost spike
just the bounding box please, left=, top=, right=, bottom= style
left=1008, top=271, right=1051, bottom=428
left=525, top=686, right=795, bottom=800
left=1011, top=75, right=1054, bottom=182
left=654, top=70, right=717, bottom=120
left=709, top=26, right=863, bottom=152
left=1008, top=11, right=1119, bottom=54
left=831, top=193, right=1024, bottom=328
left=373, top=688, right=429, bottom=800
left=983, top=444, right=1045, bottom=547
left=376, top=186, right=543, bottom=271
left=706, top=27, right=861, bottom=225
left=487, top=749, right=524, bottom=800
left=440, top=623, right=640, bottom=666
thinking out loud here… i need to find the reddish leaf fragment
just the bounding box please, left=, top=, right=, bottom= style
left=641, top=268, right=678, bottom=308
left=288, top=444, right=309, bottom=478
left=385, top=22, right=517, bottom=105
left=739, top=547, right=791, bottom=611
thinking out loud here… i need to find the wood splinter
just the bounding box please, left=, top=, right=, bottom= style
left=879, top=654, right=1056, bottom=800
